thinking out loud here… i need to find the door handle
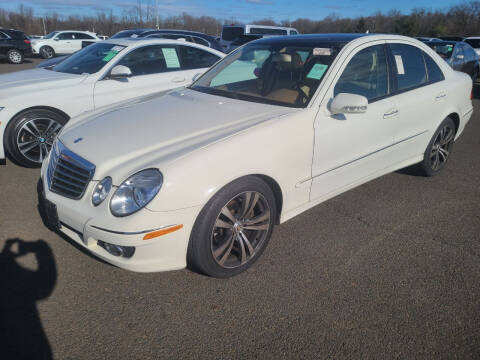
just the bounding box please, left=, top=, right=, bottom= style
left=436, top=93, right=447, bottom=100
left=383, top=109, right=399, bottom=118
left=171, top=77, right=186, bottom=83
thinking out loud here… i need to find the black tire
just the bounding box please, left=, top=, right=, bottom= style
left=7, top=49, right=23, bottom=64
left=40, top=46, right=55, bottom=59
left=4, top=109, right=68, bottom=168
left=187, top=176, right=277, bottom=278
left=415, top=117, right=456, bottom=177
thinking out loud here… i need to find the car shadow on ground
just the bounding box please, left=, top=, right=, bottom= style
left=0, top=238, right=56, bottom=360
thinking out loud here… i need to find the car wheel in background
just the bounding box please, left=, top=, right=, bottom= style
left=415, top=117, right=456, bottom=177
left=40, top=46, right=55, bottom=59
left=188, top=176, right=277, bottom=278
left=5, top=109, right=68, bottom=168
left=7, top=49, right=23, bottom=64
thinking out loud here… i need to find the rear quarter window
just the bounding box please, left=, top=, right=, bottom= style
left=423, top=52, right=445, bottom=83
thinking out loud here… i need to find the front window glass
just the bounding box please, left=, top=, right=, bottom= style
left=191, top=42, right=342, bottom=108
left=334, top=45, right=388, bottom=102
left=117, top=45, right=181, bottom=76
left=53, top=43, right=126, bottom=74
left=43, top=31, right=58, bottom=39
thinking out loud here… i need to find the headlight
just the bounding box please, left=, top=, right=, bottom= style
left=110, top=169, right=163, bottom=217
left=92, top=176, right=112, bottom=206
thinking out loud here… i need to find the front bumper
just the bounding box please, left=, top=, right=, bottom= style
left=40, top=162, right=201, bottom=273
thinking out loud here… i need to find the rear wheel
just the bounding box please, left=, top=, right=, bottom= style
left=7, top=49, right=23, bottom=64
left=5, top=109, right=67, bottom=167
left=187, top=176, right=277, bottom=278
left=40, top=46, right=55, bottom=59
left=415, top=117, right=456, bottom=177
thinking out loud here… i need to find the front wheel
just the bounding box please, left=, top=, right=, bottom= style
left=5, top=109, right=67, bottom=167
left=416, top=117, right=456, bottom=177
left=187, top=176, right=277, bottom=278
left=40, top=46, right=55, bottom=59
left=7, top=49, right=23, bottom=64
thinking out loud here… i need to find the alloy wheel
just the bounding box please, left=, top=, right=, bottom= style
left=430, top=124, right=455, bottom=171
left=211, top=191, right=271, bottom=269
left=9, top=50, right=22, bottom=64
left=16, top=117, right=63, bottom=164
left=42, top=48, right=53, bottom=58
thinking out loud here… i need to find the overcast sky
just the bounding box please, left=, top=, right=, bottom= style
left=0, top=0, right=463, bottom=21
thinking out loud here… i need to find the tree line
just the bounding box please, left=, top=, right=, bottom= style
left=1, top=1, right=480, bottom=37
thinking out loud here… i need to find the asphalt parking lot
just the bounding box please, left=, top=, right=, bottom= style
left=0, top=57, right=479, bottom=359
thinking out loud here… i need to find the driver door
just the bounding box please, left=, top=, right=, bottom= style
left=310, top=42, right=397, bottom=201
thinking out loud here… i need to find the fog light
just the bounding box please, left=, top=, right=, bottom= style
left=98, top=240, right=135, bottom=258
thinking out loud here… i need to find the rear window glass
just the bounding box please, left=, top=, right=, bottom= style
left=249, top=28, right=288, bottom=35
left=222, top=27, right=244, bottom=41
left=464, top=39, right=480, bottom=48
left=389, top=43, right=427, bottom=92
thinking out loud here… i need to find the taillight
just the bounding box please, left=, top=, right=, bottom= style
left=24, top=39, right=30, bottom=44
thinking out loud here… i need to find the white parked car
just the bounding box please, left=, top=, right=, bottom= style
left=40, top=34, right=473, bottom=278
left=31, top=31, right=101, bottom=58
left=0, top=38, right=224, bottom=167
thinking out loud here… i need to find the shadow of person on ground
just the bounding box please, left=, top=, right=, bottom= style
left=0, top=239, right=57, bottom=360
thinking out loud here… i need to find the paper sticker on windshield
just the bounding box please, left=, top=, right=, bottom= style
left=306, top=63, right=328, bottom=79
left=102, top=51, right=118, bottom=62
left=162, top=48, right=181, bottom=68
left=313, top=48, right=331, bottom=56
left=394, top=55, right=405, bottom=75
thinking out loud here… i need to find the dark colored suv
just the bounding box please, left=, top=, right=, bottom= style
left=0, top=28, right=32, bottom=64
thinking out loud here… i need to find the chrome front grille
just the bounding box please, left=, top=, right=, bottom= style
left=47, top=141, right=95, bottom=199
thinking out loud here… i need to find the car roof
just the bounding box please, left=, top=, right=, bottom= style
left=253, top=33, right=372, bottom=46
left=143, top=29, right=214, bottom=37
left=100, top=37, right=223, bottom=53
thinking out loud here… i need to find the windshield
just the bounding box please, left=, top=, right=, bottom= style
left=222, top=27, right=244, bottom=41
left=53, top=43, right=126, bottom=75
left=191, top=42, right=342, bottom=108
left=464, top=39, right=480, bottom=48
left=44, top=31, right=58, bottom=39
left=428, top=43, right=455, bottom=59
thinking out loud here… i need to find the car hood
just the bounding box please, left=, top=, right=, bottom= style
left=59, top=89, right=297, bottom=182
left=0, top=68, right=86, bottom=97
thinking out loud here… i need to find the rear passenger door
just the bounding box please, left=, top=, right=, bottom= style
left=387, top=43, right=447, bottom=161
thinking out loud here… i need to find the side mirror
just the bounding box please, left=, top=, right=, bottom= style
left=192, top=72, right=202, bottom=82
left=54, top=38, right=59, bottom=41
left=456, top=54, right=465, bottom=60
left=330, top=93, right=368, bottom=115
left=109, top=65, right=132, bottom=79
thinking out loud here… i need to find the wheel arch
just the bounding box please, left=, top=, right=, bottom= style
left=252, top=174, right=283, bottom=224
left=3, top=106, right=70, bottom=154
left=447, top=112, right=460, bottom=133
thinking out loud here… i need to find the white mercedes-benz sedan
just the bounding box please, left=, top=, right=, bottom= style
left=40, top=34, right=473, bottom=278
left=0, top=38, right=224, bottom=167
